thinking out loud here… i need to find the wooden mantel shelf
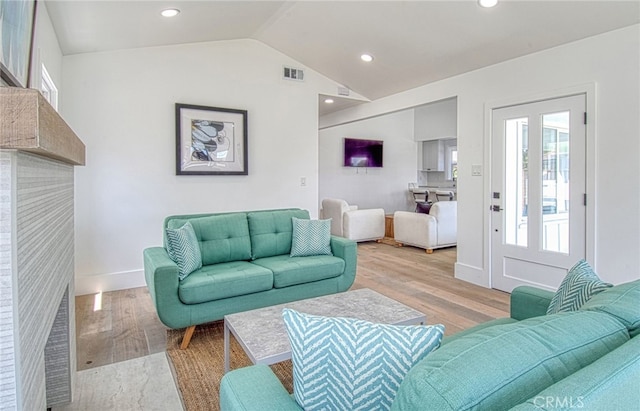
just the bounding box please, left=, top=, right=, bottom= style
left=0, top=88, right=85, bottom=166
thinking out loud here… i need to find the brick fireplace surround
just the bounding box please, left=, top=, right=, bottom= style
left=0, top=89, right=85, bottom=410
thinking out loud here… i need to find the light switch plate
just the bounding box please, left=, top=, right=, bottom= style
left=472, top=164, right=482, bottom=176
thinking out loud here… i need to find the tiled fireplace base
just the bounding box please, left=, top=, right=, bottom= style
left=0, top=151, right=77, bottom=410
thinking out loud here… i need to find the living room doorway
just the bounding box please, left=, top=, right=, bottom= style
left=490, top=94, right=586, bottom=292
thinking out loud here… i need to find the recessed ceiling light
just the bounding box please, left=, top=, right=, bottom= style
left=360, top=54, right=374, bottom=63
left=324, top=98, right=334, bottom=104
left=161, top=8, right=180, bottom=17
left=478, top=0, right=498, bottom=8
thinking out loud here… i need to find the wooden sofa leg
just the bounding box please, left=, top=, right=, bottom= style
left=180, top=325, right=196, bottom=350
left=426, top=249, right=434, bottom=254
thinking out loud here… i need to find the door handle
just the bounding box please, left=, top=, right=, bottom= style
left=491, top=205, right=503, bottom=212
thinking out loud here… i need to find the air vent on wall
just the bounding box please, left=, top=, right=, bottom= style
left=283, top=66, right=304, bottom=81
left=338, top=86, right=350, bottom=96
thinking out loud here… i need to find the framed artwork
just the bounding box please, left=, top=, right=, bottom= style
left=175, top=103, right=248, bottom=175
left=0, top=0, right=37, bottom=87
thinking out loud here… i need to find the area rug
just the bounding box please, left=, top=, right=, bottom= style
left=166, top=321, right=293, bottom=411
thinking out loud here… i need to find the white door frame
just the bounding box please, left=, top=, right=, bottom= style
left=483, top=83, right=597, bottom=289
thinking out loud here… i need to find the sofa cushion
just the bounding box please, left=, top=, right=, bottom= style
left=511, top=336, right=640, bottom=411
left=290, top=217, right=332, bottom=257
left=415, top=202, right=431, bottom=214
left=178, top=261, right=273, bottom=304
left=220, top=364, right=302, bottom=411
left=168, top=213, right=252, bottom=265
left=283, top=309, right=444, bottom=411
left=441, top=317, right=517, bottom=346
left=546, top=259, right=612, bottom=314
left=252, top=255, right=344, bottom=288
left=391, top=311, right=629, bottom=411
left=165, top=221, right=202, bottom=280
left=248, top=209, right=310, bottom=259
left=510, top=286, right=554, bottom=320
left=580, top=279, right=640, bottom=337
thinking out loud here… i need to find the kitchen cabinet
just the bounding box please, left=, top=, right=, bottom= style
left=422, top=140, right=444, bottom=171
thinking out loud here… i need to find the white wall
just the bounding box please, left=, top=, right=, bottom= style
left=58, top=24, right=640, bottom=293
left=414, top=97, right=457, bottom=141
left=319, top=109, right=417, bottom=214
left=321, top=25, right=640, bottom=286
left=61, top=39, right=348, bottom=294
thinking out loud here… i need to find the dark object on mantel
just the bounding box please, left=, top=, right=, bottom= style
left=0, top=88, right=85, bottom=165
left=416, top=202, right=432, bottom=214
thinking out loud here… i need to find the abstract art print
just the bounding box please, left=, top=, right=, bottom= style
left=175, top=103, right=248, bottom=175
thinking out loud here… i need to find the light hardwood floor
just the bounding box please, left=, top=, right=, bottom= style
left=75, top=241, right=510, bottom=371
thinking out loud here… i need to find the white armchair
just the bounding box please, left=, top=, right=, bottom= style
left=393, top=201, right=457, bottom=253
left=321, top=198, right=385, bottom=242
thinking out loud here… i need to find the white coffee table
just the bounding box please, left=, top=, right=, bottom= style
left=223, top=288, right=426, bottom=372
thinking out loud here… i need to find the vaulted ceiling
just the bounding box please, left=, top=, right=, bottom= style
left=46, top=1, right=639, bottom=112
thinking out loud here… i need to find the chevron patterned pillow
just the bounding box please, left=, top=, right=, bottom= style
left=166, top=221, right=202, bottom=280
left=282, top=309, right=444, bottom=411
left=546, top=260, right=612, bottom=314
left=290, top=217, right=332, bottom=257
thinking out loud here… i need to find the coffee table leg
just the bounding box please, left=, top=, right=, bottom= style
left=224, top=320, right=230, bottom=373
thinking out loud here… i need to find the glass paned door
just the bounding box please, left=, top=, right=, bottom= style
left=491, top=94, right=586, bottom=292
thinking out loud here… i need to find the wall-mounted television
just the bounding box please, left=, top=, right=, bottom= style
left=343, top=138, right=383, bottom=168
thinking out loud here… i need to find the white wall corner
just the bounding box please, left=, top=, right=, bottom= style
left=75, top=270, right=146, bottom=296
left=454, top=262, right=490, bottom=288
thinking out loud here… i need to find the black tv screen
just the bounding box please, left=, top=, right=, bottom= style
left=343, top=138, right=383, bottom=167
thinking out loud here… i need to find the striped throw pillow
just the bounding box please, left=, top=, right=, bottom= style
left=282, top=309, right=444, bottom=411
left=547, top=259, right=612, bottom=314
left=290, top=217, right=332, bottom=257
left=166, top=221, right=202, bottom=280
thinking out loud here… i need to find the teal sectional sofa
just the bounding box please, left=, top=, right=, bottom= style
left=143, top=209, right=357, bottom=348
left=220, top=279, right=640, bottom=410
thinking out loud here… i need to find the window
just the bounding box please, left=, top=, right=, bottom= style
left=446, top=145, right=458, bottom=181
left=40, top=64, right=58, bottom=111
left=450, top=148, right=458, bottom=180
left=542, top=112, right=570, bottom=216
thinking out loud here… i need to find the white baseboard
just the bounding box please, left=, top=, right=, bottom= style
left=454, top=262, right=490, bottom=288
left=75, top=269, right=146, bottom=296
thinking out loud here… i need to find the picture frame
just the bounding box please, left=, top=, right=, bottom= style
left=0, top=0, right=37, bottom=88
left=175, top=103, right=248, bottom=175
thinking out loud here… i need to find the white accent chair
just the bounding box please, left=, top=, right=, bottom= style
left=393, top=201, right=457, bottom=253
left=321, top=198, right=385, bottom=242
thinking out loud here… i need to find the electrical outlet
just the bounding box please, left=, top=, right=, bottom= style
left=472, top=165, right=482, bottom=176
left=300, top=177, right=306, bottom=187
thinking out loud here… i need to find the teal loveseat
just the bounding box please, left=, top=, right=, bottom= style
left=143, top=208, right=357, bottom=348
left=220, top=280, right=640, bottom=410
